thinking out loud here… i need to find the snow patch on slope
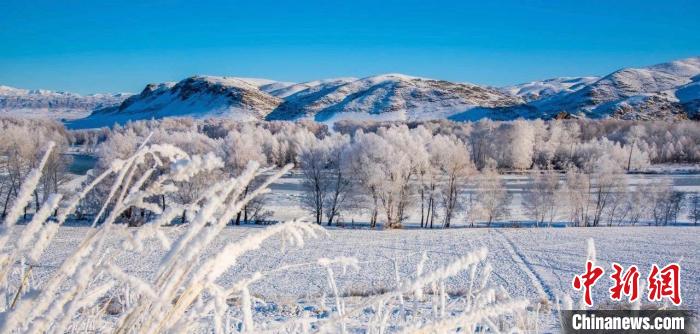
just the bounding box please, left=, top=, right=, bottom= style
left=501, top=77, right=599, bottom=102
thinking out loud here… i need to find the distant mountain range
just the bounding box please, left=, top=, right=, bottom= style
left=0, top=86, right=130, bottom=120
left=2, top=57, right=698, bottom=128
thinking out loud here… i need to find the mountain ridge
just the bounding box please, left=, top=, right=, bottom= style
left=4, top=56, right=699, bottom=127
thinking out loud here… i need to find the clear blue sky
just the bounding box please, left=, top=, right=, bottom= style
left=1, top=0, right=699, bottom=94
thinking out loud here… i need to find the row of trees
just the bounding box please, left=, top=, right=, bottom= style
left=296, top=124, right=699, bottom=228
left=335, top=119, right=700, bottom=169
left=526, top=167, right=694, bottom=227
left=2, top=116, right=699, bottom=228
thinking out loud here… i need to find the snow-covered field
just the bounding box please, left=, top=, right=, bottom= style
left=29, top=225, right=700, bottom=331
left=3, top=139, right=698, bottom=332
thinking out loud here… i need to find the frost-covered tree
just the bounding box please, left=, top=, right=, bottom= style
left=523, top=168, right=561, bottom=227
left=624, top=125, right=646, bottom=171
left=688, top=193, right=700, bottom=226
left=506, top=120, right=535, bottom=170
left=647, top=181, right=685, bottom=226
left=375, top=126, right=423, bottom=228
left=298, top=138, right=330, bottom=225
left=298, top=134, right=352, bottom=225
left=345, top=131, right=382, bottom=227
left=412, top=127, right=437, bottom=228
left=563, top=167, right=591, bottom=227
left=417, top=144, right=438, bottom=228
left=589, top=155, right=627, bottom=227
left=323, top=134, right=352, bottom=226
left=561, top=154, right=627, bottom=227
left=223, top=128, right=271, bottom=224
left=345, top=127, right=418, bottom=228
left=431, top=135, right=474, bottom=228
left=468, top=119, right=496, bottom=170
left=623, top=184, right=652, bottom=226
left=474, top=166, right=510, bottom=226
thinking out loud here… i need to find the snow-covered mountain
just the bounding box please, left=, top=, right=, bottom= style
left=69, top=76, right=285, bottom=128
left=267, top=74, right=523, bottom=122
left=524, top=57, right=700, bottom=120
left=0, top=85, right=130, bottom=119
left=8, top=56, right=700, bottom=127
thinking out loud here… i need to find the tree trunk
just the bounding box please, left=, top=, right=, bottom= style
left=244, top=205, right=248, bottom=224
left=34, top=190, right=40, bottom=212
left=370, top=189, right=378, bottom=228
left=1, top=185, right=14, bottom=220
left=627, top=141, right=635, bottom=172
left=420, top=187, right=425, bottom=228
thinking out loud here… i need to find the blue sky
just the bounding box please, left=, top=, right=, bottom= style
left=1, top=0, right=699, bottom=94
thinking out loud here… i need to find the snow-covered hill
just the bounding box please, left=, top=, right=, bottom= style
left=0, top=85, right=129, bottom=119
left=69, top=76, right=284, bottom=128
left=526, top=57, right=700, bottom=120
left=267, top=74, right=523, bottom=122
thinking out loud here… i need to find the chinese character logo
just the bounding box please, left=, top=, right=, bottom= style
left=572, top=260, right=604, bottom=306
left=573, top=261, right=682, bottom=306
left=609, top=263, right=640, bottom=302
left=647, top=263, right=681, bottom=305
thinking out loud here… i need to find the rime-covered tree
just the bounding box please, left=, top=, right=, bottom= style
left=688, top=193, right=699, bottom=226
left=474, top=166, right=510, bottom=226
left=323, top=134, right=352, bottom=226
left=345, top=127, right=418, bottom=228
left=589, top=155, right=627, bottom=227
left=624, top=125, right=646, bottom=171
left=431, top=135, right=474, bottom=228
left=223, top=128, right=270, bottom=224
left=297, top=134, right=351, bottom=225
left=523, top=168, right=561, bottom=227
left=647, top=181, right=685, bottom=226
left=507, top=120, right=535, bottom=170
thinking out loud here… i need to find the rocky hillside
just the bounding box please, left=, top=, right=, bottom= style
left=69, top=76, right=284, bottom=128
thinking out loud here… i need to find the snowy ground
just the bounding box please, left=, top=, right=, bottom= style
left=45, top=161, right=700, bottom=330
left=28, top=225, right=700, bottom=331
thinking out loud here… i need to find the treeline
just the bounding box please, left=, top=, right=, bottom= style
left=1, top=116, right=699, bottom=227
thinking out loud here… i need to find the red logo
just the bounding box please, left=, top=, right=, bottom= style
left=573, top=262, right=681, bottom=306
left=647, top=263, right=682, bottom=305
left=572, top=260, right=605, bottom=306
left=609, top=263, right=640, bottom=302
